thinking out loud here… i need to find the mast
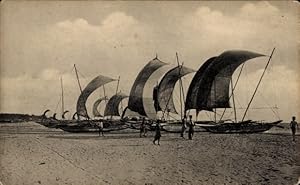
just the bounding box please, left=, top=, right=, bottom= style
left=103, top=85, right=107, bottom=103
left=156, top=81, right=159, bottom=116
left=230, top=75, right=237, bottom=123
left=241, top=48, right=275, bottom=122
left=161, top=85, right=173, bottom=119
left=74, top=64, right=83, bottom=93
left=119, top=90, right=124, bottom=114
left=116, top=76, right=123, bottom=117
left=111, top=76, right=120, bottom=120
left=229, top=64, right=237, bottom=123
left=60, top=77, right=64, bottom=118
left=115, top=76, right=120, bottom=95
left=176, top=53, right=184, bottom=120
left=214, top=78, right=217, bottom=123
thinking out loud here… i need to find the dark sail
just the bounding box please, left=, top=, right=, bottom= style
left=158, top=65, right=195, bottom=114
left=186, top=50, right=265, bottom=111
left=104, top=93, right=128, bottom=116
left=153, top=85, right=162, bottom=112
left=92, top=97, right=108, bottom=117
left=76, top=75, right=116, bottom=118
left=185, top=57, right=216, bottom=111
left=128, top=57, right=168, bottom=118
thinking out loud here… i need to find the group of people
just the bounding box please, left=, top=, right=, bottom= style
left=141, top=114, right=195, bottom=145
left=181, top=115, right=195, bottom=140
left=95, top=115, right=298, bottom=143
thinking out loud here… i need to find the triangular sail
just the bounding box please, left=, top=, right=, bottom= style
left=76, top=75, right=116, bottom=118
left=127, top=57, right=168, bottom=118
left=92, top=97, right=108, bottom=117
left=185, top=50, right=265, bottom=112
left=158, top=66, right=195, bottom=114
left=104, top=93, right=128, bottom=117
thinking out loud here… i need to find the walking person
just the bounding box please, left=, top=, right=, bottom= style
left=181, top=115, right=187, bottom=138
left=97, top=120, right=104, bottom=136
left=188, top=115, right=195, bottom=140
left=290, top=116, right=298, bottom=141
left=153, top=120, right=161, bottom=145
left=140, top=117, right=146, bottom=137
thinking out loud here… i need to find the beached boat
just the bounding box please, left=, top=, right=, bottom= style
left=57, top=49, right=281, bottom=134
left=185, top=48, right=282, bottom=133
left=200, top=120, right=282, bottom=134
left=57, top=120, right=129, bottom=133
left=55, top=66, right=132, bottom=133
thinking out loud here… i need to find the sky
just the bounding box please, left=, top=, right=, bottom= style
left=0, top=1, right=299, bottom=122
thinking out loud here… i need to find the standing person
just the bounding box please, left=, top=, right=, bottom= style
left=181, top=115, right=187, bottom=138
left=97, top=120, right=104, bottom=136
left=188, top=115, right=195, bottom=140
left=153, top=120, right=161, bottom=145
left=290, top=116, right=298, bottom=141
left=140, top=117, right=146, bottom=138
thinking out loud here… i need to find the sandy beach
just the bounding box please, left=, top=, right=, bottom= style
left=0, top=122, right=299, bottom=185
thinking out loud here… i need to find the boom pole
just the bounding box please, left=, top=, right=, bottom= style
left=241, top=48, right=275, bottom=122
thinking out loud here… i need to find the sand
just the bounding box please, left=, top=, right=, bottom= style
left=0, top=122, right=299, bottom=185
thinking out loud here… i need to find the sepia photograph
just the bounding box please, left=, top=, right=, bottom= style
left=0, top=1, right=299, bottom=185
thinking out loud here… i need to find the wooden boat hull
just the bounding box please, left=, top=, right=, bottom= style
left=37, top=118, right=117, bottom=128
left=125, top=120, right=212, bottom=133
left=56, top=120, right=129, bottom=133
left=200, top=120, right=282, bottom=134
left=161, top=121, right=214, bottom=133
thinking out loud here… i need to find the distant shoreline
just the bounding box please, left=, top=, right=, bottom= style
left=0, top=113, right=42, bottom=123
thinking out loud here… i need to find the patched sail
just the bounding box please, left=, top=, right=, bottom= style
left=128, top=57, right=168, bottom=118
left=92, top=97, right=108, bottom=117
left=158, top=65, right=195, bottom=114
left=76, top=75, right=116, bottom=118
left=104, top=93, right=128, bottom=116
left=186, top=50, right=265, bottom=112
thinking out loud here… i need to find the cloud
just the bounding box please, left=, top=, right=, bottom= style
left=180, top=2, right=298, bottom=71
left=0, top=2, right=298, bottom=121
left=232, top=64, right=299, bottom=121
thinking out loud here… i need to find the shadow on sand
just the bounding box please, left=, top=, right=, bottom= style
left=47, top=133, right=150, bottom=140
